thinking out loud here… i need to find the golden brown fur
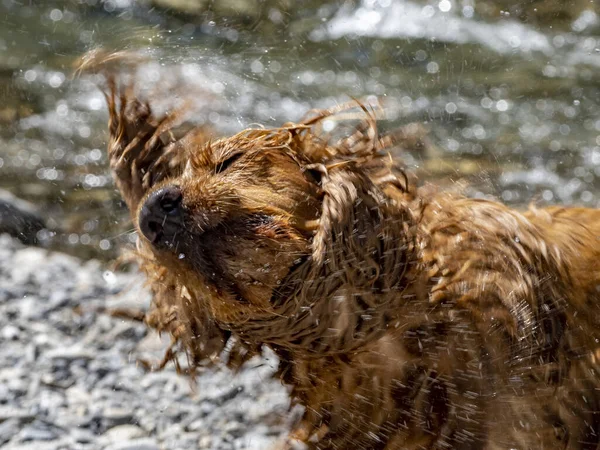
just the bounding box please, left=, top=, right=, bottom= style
left=96, top=71, right=600, bottom=449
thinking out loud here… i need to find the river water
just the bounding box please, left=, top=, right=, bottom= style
left=2, top=0, right=600, bottom=259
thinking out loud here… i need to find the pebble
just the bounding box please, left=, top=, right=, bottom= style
left=0, top=189, right=46, bottom=245
left=0, top=418, right=21, bottom=445
left=70, top=427, right=95, bottom=443
left=45, top=345, right=94, bottom=362
left=101, top=407, right=135, bottom=428
left=0, top=234, right=291, bottom=449
left=105, top=438, right=160, bottom=450
left=102, top=424, right=146, bottom=442
left=2, top=325, right=20, bottom=340
left=0, top=406, right=35, bottom=422
left=19, top=425, right=57, bottom=442
left=3, top=440, right=66, bottom=450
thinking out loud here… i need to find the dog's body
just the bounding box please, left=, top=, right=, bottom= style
left=99, top=78, right=600, bottom=449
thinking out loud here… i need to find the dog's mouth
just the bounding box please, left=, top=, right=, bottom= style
left=144, top=210, right=311, bottom=308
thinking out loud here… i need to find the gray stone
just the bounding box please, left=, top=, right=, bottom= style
left=235, top=433, right=279, bottom=450
left=70, top=427, right=95, bottom=443
left=101, top=407, right=135, bottom=428
left=0, top=406, right=35, bottom=422
left=1, top=325, right=20, bottom=340
left=45, top=345, right=94, bottom=362
left=105, top=437, right=160, bottom=450
left=198, top=435, right=213, bottom=449
left=0, top=418, right=21, bottom=445
left=102, top=424, right=146, bottom=442
left=0, top=189, right=46, bottom=245
left=37, top=389, right=67, bottom=413
left=19, top=424, right=58, bottom=441
left=2, top=441, right=64, bottom=450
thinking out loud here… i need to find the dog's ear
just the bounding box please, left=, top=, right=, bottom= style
left=104, top=79, right=200, bottom=215
left=310, top=164, right=414, bottom=292
left=75, top=51, right=193, bottom=214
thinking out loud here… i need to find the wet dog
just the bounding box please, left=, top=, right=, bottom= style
left=98, top=73, right=600, bottom=449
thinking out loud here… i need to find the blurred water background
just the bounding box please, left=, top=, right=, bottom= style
left=2, top=0, right=600, bottom=260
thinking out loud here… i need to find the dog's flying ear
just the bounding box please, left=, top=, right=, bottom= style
left=75, top=50, right=185, bottom=213
left=75, top=50, right=208, bottom=215
left=310, top=164, right=414, bottom=292
left=104, top=80, right=195, bottom=214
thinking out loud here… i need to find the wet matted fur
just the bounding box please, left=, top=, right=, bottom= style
left=94, top=69, right=600, bottom=449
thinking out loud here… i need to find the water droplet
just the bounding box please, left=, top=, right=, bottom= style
left=426, top=62, right=439, bottom=74
left=103, top=270, right=117, bottom=286
left=24, top=70, right=37, bottom=83
left=438, top=0, right=451, bottom=12
left=49, top=9, right=63, bottom=22
left=496, top=100, right=509, bottom=112
left=445, top=102, right=457, bottom=114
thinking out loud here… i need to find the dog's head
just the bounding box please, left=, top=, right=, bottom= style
left=103, top=76, right=419, bottom=352
left=137, top=127, right=323, bottom=319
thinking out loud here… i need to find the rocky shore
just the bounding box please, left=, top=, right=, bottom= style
left=0, top=234, right=293, bottom=449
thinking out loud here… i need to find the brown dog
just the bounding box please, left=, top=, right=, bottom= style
left=99, top=75, right=600, bottom=449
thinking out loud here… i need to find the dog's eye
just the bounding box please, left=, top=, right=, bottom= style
left=215, top=153, right=243, bottom=174
left=303, top=168, right=323, bottom=186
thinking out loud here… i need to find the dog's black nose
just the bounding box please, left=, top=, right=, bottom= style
left=138, top=186, right=183, bottom=248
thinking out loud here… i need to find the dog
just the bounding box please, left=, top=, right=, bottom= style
left=97, top=71, right=600, bottom=449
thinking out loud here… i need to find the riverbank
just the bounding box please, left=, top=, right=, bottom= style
left=0, top=234, right=293, bottom=450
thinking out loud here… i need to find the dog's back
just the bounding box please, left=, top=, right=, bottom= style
left=525, top=207, right=600, bottom=345
left=518, top=206, right=600, bottom=449
left=526, top=206, right=600, bottom=293
left=399, top=196, right=600, bottom=449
